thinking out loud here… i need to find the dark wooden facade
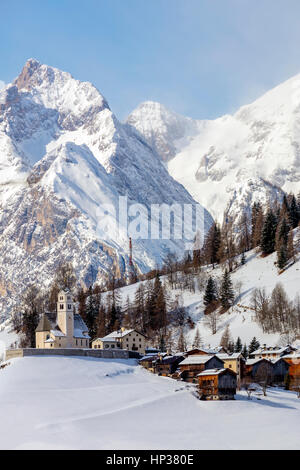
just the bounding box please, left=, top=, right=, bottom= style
left=272, top=358, right=290, bottom=384
left=154, top=355, right=184, bottom=376
left=179, top=356, right=224, bottom=383
left=198, top=369, right=237, bottom=400
left=139, top=355, right=159, bottom=372
left=284, top=356, right=300, bottom=388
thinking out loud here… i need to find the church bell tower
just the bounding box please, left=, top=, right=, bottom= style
left=57, top=290, right=74, bottom=345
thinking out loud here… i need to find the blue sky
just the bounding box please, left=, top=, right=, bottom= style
left=1, top=0, right=300, bottom=120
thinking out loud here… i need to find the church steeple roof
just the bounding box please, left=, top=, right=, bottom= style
left=36, top=313, right=51, bottom=332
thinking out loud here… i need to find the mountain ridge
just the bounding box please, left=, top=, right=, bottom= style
left=127, top=73, right=300, bottom=222
left=0, top=59, right=212, bottom=319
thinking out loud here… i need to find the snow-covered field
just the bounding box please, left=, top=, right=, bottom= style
left=0, top=356, right=299, bottom=450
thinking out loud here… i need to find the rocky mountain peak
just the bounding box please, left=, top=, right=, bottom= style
left=14, top=58, right=41, bottom=91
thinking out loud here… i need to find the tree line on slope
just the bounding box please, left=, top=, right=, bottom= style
left=11, top=192, right=300, bottom=350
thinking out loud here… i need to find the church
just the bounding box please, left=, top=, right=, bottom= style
left=35, top=290, right=90, bottom=349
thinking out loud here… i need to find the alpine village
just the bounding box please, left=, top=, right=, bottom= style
left=4, top=187, right=300, bottom=401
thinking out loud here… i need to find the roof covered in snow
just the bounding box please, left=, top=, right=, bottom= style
left=217, top=353, right=244, bottom=360
left=99, top=328, right=146, bottom=341
left=180, top=355, right=217, bottom=366
left=197, top=368, right=228, bottom=376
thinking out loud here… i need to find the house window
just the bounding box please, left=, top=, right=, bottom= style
left=76, top=339, right=78, bottom=345
left=81, top=340, right=82, bottom=346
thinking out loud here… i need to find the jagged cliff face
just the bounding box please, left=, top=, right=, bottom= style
left=128, top=74, right=300, bottom=223
left=0, top=59, right=213, bottom=319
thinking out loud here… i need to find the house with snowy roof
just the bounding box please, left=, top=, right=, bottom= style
left=197, top=368, right=237, bottom=400
left=92, top=328, right=147, bottom=354
left=250, top=345, right=296, bottom=360
left=216, top=352, right=245, bottom=386
left=179, top=355, right=224, bottom=383
left=35, top=290, right=90, bottom=349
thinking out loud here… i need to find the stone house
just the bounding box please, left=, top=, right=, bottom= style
left=92, top=328, right=147, bottom=354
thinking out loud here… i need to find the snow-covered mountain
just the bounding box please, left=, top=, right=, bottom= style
left=128, top=74, right=300, bottom=222
left=0, top=59, right=212, bottom=318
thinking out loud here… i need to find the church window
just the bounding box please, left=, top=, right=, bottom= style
left=60, top=304, right=64, bottom=310
left=68, top=304, right=72, bottom=310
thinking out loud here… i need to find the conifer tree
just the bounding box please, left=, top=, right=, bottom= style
left=234, top=336, right=242, bottom=352
left=242, top=343, right=248, bottom=359
left=159, top=334, right=167, bottom=353
left=220, top=270, right=234, bottom=309
left=277, top=244, right=288, bottom=270
left=288, top=194, right=299, bottom=229
left=276, top=217, right=290, bottom=251
left=287, top=230, right=295, bottom=263
left=241, top=252, right=246, bottom=265
left=204, top=223, right=221, bottom=268
left=203, top=277, right=217, bottom=307
left=276, top=217, right=290, bottom=269
left=248, top=337, right=260, bottom=355
left=96, top=304, right=107, bottom=338
left=84, top=286, right=98, bottom=339
left=261, top=208, right=277, bottom=254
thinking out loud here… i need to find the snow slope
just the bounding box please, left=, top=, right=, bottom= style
left=0, top=59, right=212, bottom=318
left=110, top=228, right=300, bottom=349
left=128, top=73, right=300, bottom=222
left=0, top=356, right=299, bottom=450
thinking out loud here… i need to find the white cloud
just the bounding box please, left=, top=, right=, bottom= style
left=0, top=80, right=6, bottom=90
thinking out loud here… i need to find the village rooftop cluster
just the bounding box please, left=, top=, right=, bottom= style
left=4, top=289, right=300, bottom=402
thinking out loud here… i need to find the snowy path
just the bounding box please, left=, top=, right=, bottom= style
left=0, top=356, right=299, bottom=449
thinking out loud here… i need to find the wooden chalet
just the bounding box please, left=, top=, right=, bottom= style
left=154, top=355, right=185, bottom=377
left=250, top=345, right=296, bottom=361
left=216, top=352, right=245, bottom=387
left=271, top=357, right=290, bottom=385
left=185, top=347, right=227, bottom=357
left=282, top=353, right=300, bottom=388
left=245, top=358, right=274, bottom=381
left=179, top=355, right=224, bottom=383
left=198, top=368, right=237, bottom=400
left=139, top=354, right=161, bottom=373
